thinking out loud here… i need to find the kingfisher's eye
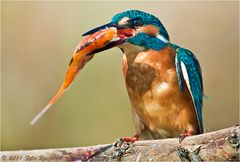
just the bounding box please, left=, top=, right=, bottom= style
left=128, top=17, right=144, bottom=28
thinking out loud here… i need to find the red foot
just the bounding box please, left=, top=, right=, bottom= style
left=179, top=129, right=193, bottom=143
left=112, top=134, right=140, bottom=159
left=122, top=134, right=140, bottom=143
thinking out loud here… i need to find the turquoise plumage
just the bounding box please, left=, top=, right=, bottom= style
left=175, top=46, right=204, bottom=133
left=128, top=33, right=167, bottom=50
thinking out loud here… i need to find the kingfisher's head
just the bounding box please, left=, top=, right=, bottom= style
left=112, top=10, right=169, bottom=41
left=83, top=10, right=169, bottom=53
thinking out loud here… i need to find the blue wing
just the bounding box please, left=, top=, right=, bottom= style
left=174, top=46, right=204, bottom=133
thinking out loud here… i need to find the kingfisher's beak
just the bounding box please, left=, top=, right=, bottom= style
left=82, top=22, right=135, bottom=55
left=82, top=22, right=119, bottom=36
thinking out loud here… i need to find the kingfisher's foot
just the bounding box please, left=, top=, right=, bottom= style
left=120, top=134, right=139, bottom=143
left=112, top=138, right=133, bottom=159
left=178, top=129, right=193, bottom=143
left=112, top=134, right=139, bottom=160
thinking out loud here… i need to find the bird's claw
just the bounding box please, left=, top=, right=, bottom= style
left=178, top=129, right=193, bottom=143
left=178, top=135, right=185, bottom=144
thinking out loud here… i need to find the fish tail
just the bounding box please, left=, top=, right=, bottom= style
left=30, top=63, right=79, bottom=125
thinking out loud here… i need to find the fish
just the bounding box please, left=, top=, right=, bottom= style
left=30, top=27, right=117, bottom=125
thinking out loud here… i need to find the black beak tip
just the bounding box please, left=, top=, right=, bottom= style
left=82, top=22, right=116, bottom=37
left=82, top=31, right=92, bottom=36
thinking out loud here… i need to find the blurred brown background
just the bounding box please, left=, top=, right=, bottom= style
left=1, top=1, right=239, bottom=151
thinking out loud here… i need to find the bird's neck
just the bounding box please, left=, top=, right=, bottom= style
left=119, top=44, right=145, bottom=64
left=128, top=33, right=169, bottom=51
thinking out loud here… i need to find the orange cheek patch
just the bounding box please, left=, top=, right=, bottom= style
left=138, top=25, right=159, bottom=37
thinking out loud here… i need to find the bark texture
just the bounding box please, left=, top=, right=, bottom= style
left=1, top=125, right=239, bottom=161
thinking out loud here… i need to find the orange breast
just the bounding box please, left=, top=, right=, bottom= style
left=122, top=45, right=199, bottom=139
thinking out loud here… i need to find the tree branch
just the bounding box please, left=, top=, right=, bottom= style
left=1, top=125, right=239, bottom=161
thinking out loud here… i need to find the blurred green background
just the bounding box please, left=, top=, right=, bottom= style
left=1, top=1, right=239, bottom=151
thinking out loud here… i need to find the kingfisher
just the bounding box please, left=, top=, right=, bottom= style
left=31, top=10, right=204, bottom=142
left=82, top=10, right=204, bottom=141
